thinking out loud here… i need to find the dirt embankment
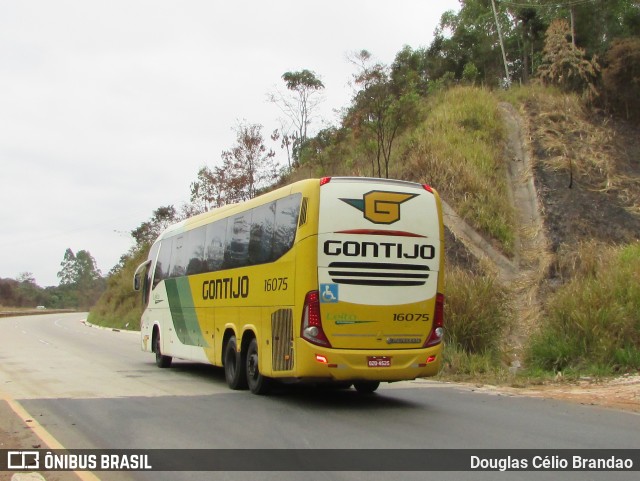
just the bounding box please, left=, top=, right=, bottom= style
left=443, top=97, right=640, bottom=412
left=443, top=101, right=550, bottom=360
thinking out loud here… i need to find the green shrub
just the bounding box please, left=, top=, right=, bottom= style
left=441, top=344, right=504, bottom=379
left=444, top=266, right=512, bottom=355
left=527, top=242, right=640, bottom=373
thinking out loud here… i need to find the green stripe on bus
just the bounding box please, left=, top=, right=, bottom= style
left=165, top=278, right=208, bottom=347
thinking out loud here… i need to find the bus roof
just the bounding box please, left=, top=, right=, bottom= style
left=156, top=178, right=318, bottom=241
left=154, top=176, right=433, bottom=242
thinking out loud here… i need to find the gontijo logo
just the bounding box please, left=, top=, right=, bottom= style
left=340, top=190, right=418, bottom=225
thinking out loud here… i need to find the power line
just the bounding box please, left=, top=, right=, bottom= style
left=499, top=0, right=599, bottom=8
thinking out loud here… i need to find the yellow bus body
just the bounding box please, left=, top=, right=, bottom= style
left=134, top=177, right=445, bottom=394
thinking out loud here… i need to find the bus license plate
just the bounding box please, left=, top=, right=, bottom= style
left=368, top=356, right=391, bottom=368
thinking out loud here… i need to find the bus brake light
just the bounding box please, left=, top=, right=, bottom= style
left=424, top=293, right=444, bottom=347
left=301, top=291, right=332, bottom=347
left=320, top=177, right=332, bottom=186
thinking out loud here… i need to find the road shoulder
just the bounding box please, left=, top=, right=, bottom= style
left=0, top=399, right=83, bottom=481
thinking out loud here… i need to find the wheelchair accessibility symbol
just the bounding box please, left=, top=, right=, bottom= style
left=320, top=284, right=339, bottom=303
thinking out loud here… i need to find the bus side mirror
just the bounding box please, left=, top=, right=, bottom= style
left=133, top=260, right=152, bottom=291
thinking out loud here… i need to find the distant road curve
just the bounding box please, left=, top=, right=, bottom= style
left=0, top=308, right=76, bottom=318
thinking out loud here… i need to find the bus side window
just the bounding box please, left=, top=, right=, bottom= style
left=154, top=238, right=173, bottom=287
left=144, top=243, right=159, bottom=304
left=169, top=234, right=188, bottom=278
left=272, top=194, right=301, bottom=260
left=205, top=218, right=227, bottom=272
left=186, top=226, right=206, bottom=275
left=224, top=213, right=250, bottom=269
left=142, top=266, right=151, bottom=306
left=249, top=202, right=276, bottom=265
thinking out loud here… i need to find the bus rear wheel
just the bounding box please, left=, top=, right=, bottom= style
left=154, top=331, right=172, bottom=368
left=246, top=338, right=271, bottom=395
left=354, top=381, right=379, bottom=394
left=224, top=336, right=247, bottom=390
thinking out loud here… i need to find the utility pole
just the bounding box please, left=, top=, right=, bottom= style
left=491, top=0, right=510, bottom=85
left=569, top=6, right=576, bottom=46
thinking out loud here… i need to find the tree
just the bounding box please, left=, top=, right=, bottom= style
left=191, top=164, right=237, bottom=212
left=74, top=250, right=102, bottom=285
left=56, top=248, right=104, bottom=309
left=390, top=45, right=431, bottom=95
left=270, top=127, right=294, bottom=169
left=431, top=0, right=514, bottom=86
left=462, top=61, right=480, bottom=84
left=191, top=122, right=279, bottom=209
left=58, top=248, right=78, bottom=286
left=17, top=272, right=36, bottom=285
left=75, top=250, right=105, bottom=309
left=537, top=19, right=600, bottom=99
left=109, top=205, right=180, bottom=278
left=299, top=126, right=349, bottom=172
left=346, top=50, right=420, bottom=178
left=567, top=0, right=640, bottom=57
left=426, top=0, right=638, bottom=87
left=0, top=274, right=49, bottom=308
left=130, top=205, right=178, bottom=248
left=602, top=37, right=640, bottom=121
left=509, top=6, right=547, bottom=84
left=268, top=69, right=325, bottom=164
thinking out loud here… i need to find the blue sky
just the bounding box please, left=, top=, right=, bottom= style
left=0, top=0, right=460, bottom=287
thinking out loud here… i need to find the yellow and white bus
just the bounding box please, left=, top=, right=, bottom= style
left=134, top=177, right=445, bottom=394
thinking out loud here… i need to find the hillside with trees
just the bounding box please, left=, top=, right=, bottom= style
left=85, top=0, right=639, bottom=379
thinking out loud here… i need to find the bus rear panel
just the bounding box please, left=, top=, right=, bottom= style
left=296, top=177, right=444, bottom=383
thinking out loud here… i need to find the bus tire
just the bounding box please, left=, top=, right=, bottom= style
left=224, top=336, right=247, bottom=390
left=154, top=331, right=172, bottom=368
left=354, top=381, right=379, bottom=394
left=246, top=338, right=272, bottom=395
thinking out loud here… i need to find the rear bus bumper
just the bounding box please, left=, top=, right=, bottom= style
left=292, top=340, right=443, bottom=382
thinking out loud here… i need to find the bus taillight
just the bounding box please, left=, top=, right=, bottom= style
left=301, top=291, right=332, bottom=347
left=320, top=177, right=332, bottom=186
left=424, top=293, right=444, bottom=347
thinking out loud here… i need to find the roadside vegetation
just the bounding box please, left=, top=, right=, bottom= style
left=528, top=242, right=640, bottom=375
left=440, top=267, right=512, bottom=380
left=405, top=87, right=515, bottom=255
left=87, top=247, right=147, bottom=330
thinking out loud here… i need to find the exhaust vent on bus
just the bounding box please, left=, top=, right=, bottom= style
left=327, top=261, right=430, bottom=287
left=298, top=197, right=309, bottom=226
left=271, top=308, right=294, bottom=371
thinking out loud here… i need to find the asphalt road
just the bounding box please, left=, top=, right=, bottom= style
left=1, top=313, right=638, bottom=481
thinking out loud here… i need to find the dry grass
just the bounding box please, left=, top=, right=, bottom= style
left=505, top=84, right=640, bottom=215
left=404, top=86, right=516, bottom=256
